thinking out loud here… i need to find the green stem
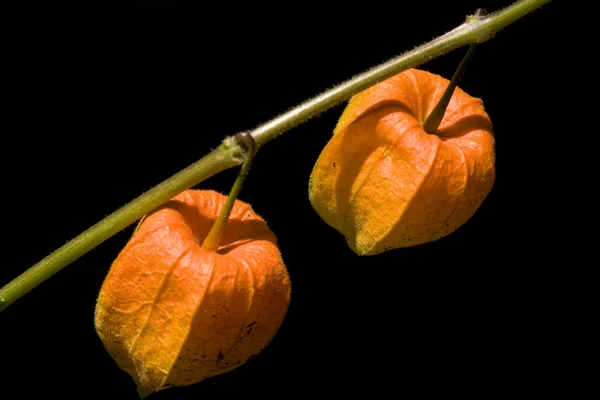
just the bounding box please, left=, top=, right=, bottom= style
left=0, top=141, right=242, bottom=311
left=423, top=45, right=477, bottom=134
left=250, top=0, right=552, bottom=147
left=202, top=132, right=257, bottom=252
left=0, top=0, right=552, bottom=312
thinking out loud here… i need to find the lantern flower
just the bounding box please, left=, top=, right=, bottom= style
left=95, top=135, right=291, bottom=397
left=309, top=60, right=495, bottom=255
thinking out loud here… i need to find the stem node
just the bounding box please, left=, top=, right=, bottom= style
left=235, top=131, right=256, bottom=160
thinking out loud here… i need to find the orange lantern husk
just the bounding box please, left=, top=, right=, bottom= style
left=94, top=190, right=291, bottom=397
left=309, top=68, right=495, bottom=255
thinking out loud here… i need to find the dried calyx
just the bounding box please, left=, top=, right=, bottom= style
left=309, top=46, right=495, bottom=255
left=95, top=131, right=291, bottom=397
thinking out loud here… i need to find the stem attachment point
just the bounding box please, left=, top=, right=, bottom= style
left=423, top=45, right=476, bottom=135
left=201, top=132, right=257, bottom=252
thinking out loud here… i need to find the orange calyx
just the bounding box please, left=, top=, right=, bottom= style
left=95, top=190, right=291, bottom=397
left=309, top=68, right=495, bottom=255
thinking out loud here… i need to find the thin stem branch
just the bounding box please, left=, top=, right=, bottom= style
left=202, top=132, right=257, bottom=252
left=423, top=45, right=477, bottom=134
left=0, top=0, right=553, bottom=312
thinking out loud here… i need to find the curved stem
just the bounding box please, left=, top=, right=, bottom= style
left=202, top=132, right=257, bottom=252
left=0, top=0, right=553, bottom=312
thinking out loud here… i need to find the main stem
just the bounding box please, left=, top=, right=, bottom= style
left=0, top=0, right=552, bottom=312
left=0, top=145, right=242, bottom=311
left=250, top=0, right=552, bottom=147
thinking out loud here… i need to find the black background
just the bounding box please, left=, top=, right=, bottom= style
left=3, top=1, right=594, bottom=399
